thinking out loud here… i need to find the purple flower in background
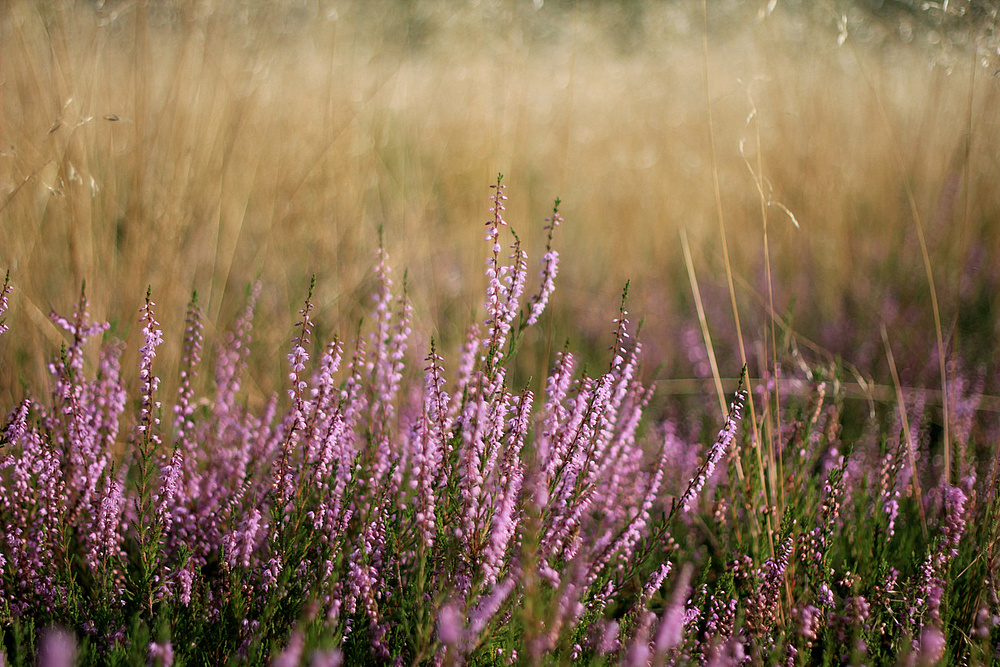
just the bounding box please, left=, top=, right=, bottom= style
left=597, top=620, right=620, bottom=656
left=654, top=563, right=692, bottom=656
left=36, top=628, right=76, bottom=667
left=309, top=649, right=343, bottom=667
left=0, top=272, right=10, bottom=336
left=272, top=630, right=303, bottom=667
left=173, top=294, right=203, bottom=447
left=437, top=602, right=464, bottom=647
left=468, top=577, right=516, bottom=643
left=796, top=604, right=822, bottom=645
left=148, top=640, right=174, bottom=667
left=215, top=282, right=260, bottom=414
left=623, top=610, right=654, bottom=667
left=916, top=624, right=945, bottom=666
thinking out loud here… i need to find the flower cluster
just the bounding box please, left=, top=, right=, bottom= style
left=0, top=183, right=996, bottom=666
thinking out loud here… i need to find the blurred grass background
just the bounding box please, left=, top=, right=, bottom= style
left=1, top=0, right=998, bottom=411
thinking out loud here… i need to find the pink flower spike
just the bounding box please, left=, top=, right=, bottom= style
left=0, top=271, right=11, bottom=336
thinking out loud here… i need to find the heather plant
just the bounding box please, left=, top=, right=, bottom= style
left=1, top=181, right=999, bottom=667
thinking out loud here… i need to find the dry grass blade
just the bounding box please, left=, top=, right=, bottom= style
left=680, top=226, right=726, bottom=419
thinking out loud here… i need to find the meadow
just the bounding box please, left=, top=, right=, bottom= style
left=1, top=0, right=999, bottom=664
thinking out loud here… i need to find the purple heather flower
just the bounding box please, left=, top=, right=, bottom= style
left=916, top=624, right=945, bottom=666
left=939, top=484, right=967, bottom=563
left=303, top=337, right=345, bottom=469
left=157, top=448, right=183, bottom=529
left=524, top=203, right=562, bottom=327
left=535, top=562, right=589, bottom=656
left=215, top=282, right=260, bottom=415
left=87, top=475, right=126, bottom=576
left=481, top=176, right=529, bottom=385
left=796, top=605, right=822, bottom=644
left=94, top=340, right=127, bottom=451
left=136, top=290, right=164, bottom=455
left=973, top=608, right=1000, bottom=639
left=481, top=391, right=531, bottom=585
left=49, top=286, right=111, bottom=353
left=12, top=180, right=995, bottom=664
left=696, top=594, right=738, bottom=661
left=224, top=508, right=263, bottom=569
left=43, top=290, right=116, bottom=521
left=309, top=649, right=343, bottom=667
left=412, top=380, right=443, bottom=548
left=754, top=535, right=793, bottom=629
left=678, top=388, right=747, bottom=513
left=177, top=565, right=194, bottom=607
left=2, top=425, right=66, bottom=613
left=818, top=583, right=835, bottom=608
left=918, top=558, right=946, bottom=626
left=173, top=295, right=203, bottom=447
left=641, top=561, right=673, bottom=607
left=654, top=563, right=692, bottom=655
left=287, top=282, right=315, bottom=410
left=1, top=400, right=30, bottom=448
left=309, top=648, right=344, bottom=667
left=274, top=280, right=320, bottom=504
left=844, top=595, right=871, bottom=631
left=707, top=637, right=747, bottom=666
left=537, top=559, right=561, bottom=588
left=468, top=577, right=516, bottom=642
left=525, top=248, right=558, bottom=327
left=452, top=323, right=482, bottom=406
left=263, top=555, right=282, bottom=592
left=148, top=640, right=174, bottom=667
left=437, top=602, right=464, bottom=646
left=458, top=396, right=490, bottom=548
left=0, top=271, right=10, bottom=336
left=367, top=247, right=412, bottom=443
left=37, top=627, right=77, bottom=667
left=272, top=630, right=303, bottom=667
left=947, top=363, right=984, bottom=471
left=597, top=620, right=620, bottom=656
left=535, top=350, right=576, bottom=478
left=883, top=497, right=900, bottom=538
left=623, top=610, right=655, bottom=667
left=587, top=444, right=666, bottom=582
left=609, top=306, right=629, bottom=371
